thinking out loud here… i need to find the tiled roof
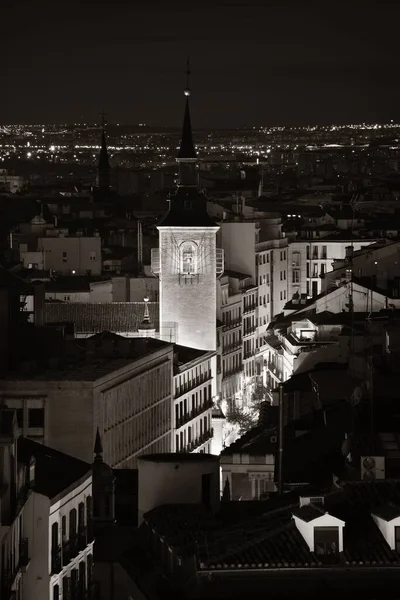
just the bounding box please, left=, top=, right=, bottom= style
left=145, top=481, right=400, bottom=572
left=292, top=504, right=326, bottom=522
left=44, top=301, right=159, bottom=334
left=372, top=503, right=400, bottom=521
left=17, top=437, right=91, bottom=501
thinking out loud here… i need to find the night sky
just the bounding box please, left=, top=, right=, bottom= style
left=3, top=0, right=400, bottom=127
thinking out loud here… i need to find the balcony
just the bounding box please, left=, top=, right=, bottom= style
left=243, top=351, right=255, bottom=360
left=222, top=341, right=242, bottom=354
left=185, top=428, right=214, bottom=452
left=223, top=366, right=243, bottom=379
left=243, top=326, right=256, bottom=337
left=175, top=400, right=214, bottom=429
left=51, top=547, right=62, bottom=574
left=174, top=372, right=212, bottom=398
left=222, top=318, right=242, bottom=331
left=243, top=303, right=257, bottom=315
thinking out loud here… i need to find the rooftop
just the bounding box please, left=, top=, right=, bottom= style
left=17, top=437, right=91, bottom=501
left=44, top=301, right=160, bottom=334
left=3, top=336, right=172, bottom=382
left=173, top=344, right=213, bottom=369
left=224, top=269, right=252, bottom=280
left=143, top=480, right=400, bottom=572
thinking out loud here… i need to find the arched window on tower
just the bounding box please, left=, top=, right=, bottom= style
left=180, top=242, right=197, bottom=275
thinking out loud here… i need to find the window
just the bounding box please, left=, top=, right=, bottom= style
left=292, top=252, right=300, bottom=267
left=64, top=295, right=70, bottom=301
left=180, top=241, right=197, bottom=275
left=321, top=263, right=325, bottom=276
left=28, top=408, right=44, bottom=428
left=306, top=246, right=310, bottom=260
left=61, top=516, right=67, bottom=544
left=321, top=246, right=327, bottom=259
left=90, top=252, right=96, bottom=261
left=313, top=263, right=319, bottom=277
left=69, top=508, right=77, bottom=540
left=314, top=527, right=339, bottom=555
left=312, top=246, right=318, bottom=259
left=16, top=408, right=23, bottom=427
left=292, top=270, right=300, bottom=284
left=62, top=251, right=67, bottom=263
left=78, top=502, right=85, bottom=532
left=53, top=585, right=60, bottom=600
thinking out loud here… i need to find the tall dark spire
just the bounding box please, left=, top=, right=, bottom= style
left=94, top=426, right=103, bottom=461
left=178, top=59, right=196, bottom=161
left=157, top=63, right=216, bottom=228
left=97, top=110, right=110, bottom=191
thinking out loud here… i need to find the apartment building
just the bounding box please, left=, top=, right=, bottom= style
left=217, top=272, right=245, bottom=407
left=38, top=234, right=102, bottom=276
left=173, top=346, right=217, bottom=454
left=288, top=236, right=374, bottom=299
left=0, top=336, right=174, bottom=468
left=0, top=411, right=94, bottom=600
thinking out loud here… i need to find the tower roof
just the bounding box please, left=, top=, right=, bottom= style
left=94, top=426, right=103, bottom=458
left=177, top=97, right=197, bottom=160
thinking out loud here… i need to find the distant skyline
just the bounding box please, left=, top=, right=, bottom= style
left=3, top=1, right=400, bottom=127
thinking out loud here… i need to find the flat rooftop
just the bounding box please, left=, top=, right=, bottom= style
left=2, top=337, right=172, bottom=382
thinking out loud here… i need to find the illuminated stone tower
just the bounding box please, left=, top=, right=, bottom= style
left=152, top=65, right=223, bottom=351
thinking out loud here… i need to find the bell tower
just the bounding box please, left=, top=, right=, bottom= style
left=152, top=62, right=223, bottom=351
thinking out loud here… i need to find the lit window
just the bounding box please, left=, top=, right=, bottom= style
left=180, top=242, right=197, bottom=275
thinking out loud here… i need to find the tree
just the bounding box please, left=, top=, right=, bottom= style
left=226, top=383, right=270, bottom=435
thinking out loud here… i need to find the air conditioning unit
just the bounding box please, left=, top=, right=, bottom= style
left=361, top=456, right=385, bottom=481
left=299, top=496, right=324, bottom=508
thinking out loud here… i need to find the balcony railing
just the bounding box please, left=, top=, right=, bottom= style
left=185, top=428, right=214, bottom=452
left=222, top=318, right=242, bottom=331
left=222, top=341, right=242, bottom=354
left=175, top=372, right=212, bottom=398
left=243, top=326, right=256, bottom=337
left=51, top=528, right=92, bottom=575
left=51, top=547, right=62, bottom=575
left=243, top=351, right=255, bottom=360
left=223, top=366, right=243, bottom=379
left=175, top=400, right=214, bottom=429
left=243, top=303, right=257, bottom=315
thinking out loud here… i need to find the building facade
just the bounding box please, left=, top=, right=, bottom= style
left=173, top=347, right=217, bottom=454
left=0, top=338, right=174, bottom=468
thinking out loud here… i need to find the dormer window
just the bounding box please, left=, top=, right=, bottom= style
left=314, top=526, right=339, bottom=555
left=372, top=504, right=400, bottom=551
left=293, top=504, right=345, bottom=555
left=180, top=242, right=197, bottom=275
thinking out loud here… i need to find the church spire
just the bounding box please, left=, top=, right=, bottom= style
left=177, top=58, right=197, bottom=161
left=94, top=426, right=103, bottom=461
left=97, top=110, right=110, bottom=191
left=138, top=296, right=156, bottom=337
